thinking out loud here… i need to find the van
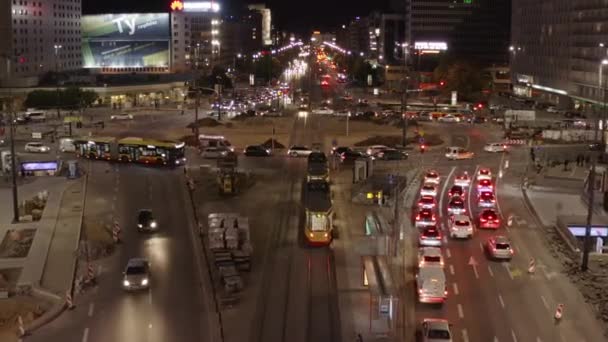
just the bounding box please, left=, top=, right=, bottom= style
left=25, top=111, right=46, bottom=122
left=59, top=138, right=76, bottom=153
left=198, top=134, right=234, bottom=151
left=416, top=266, right=447, bottom=304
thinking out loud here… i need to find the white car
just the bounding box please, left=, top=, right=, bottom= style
left=313, top=107, right=334, bottom=115
left=334, top=109, right=351, bottom=117
left=420, top=183, right=438, bottom=197
left=454, top=173, right=471, bottom=187
left=201, top=146, right=231, bottom=159
left=449, top=214, right=474, bottom=239
left=484, top=142, right=508, bottom=153
left=287, top=145, right=313, bottom=157
left=476, top=168, right=492, bottom=181
left=110, top=113, right=134, bottom=120
left=366, top=145, right=389, bottom=156
left=418, top=247, right=444, bottom=268
left=421, top=318, right=452, bottom=342
left=423, top=170, right=440, bottom=185
left=445, top=146, right=474, bottom=160
left=438, top=114, right=460, bottom=123
left=24, top=142, right=50, bottom=153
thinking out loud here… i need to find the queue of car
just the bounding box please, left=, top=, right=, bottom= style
left=415, top=166, right=517, bottom=340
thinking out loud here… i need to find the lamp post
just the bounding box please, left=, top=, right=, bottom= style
left=582, top=58, right=608, bottom=272
left=53, top=44, right=62, bottom=119
left=1, top=53, right=20, bottom=222
left=400, top=42, right=409, bottom=147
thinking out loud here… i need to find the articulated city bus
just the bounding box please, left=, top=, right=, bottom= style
left=303, top=180, right=333, bottom=246
left=73, top=136, right=186, bottom=166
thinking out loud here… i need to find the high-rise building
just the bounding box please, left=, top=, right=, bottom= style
left=369, top=11, right=406, bottom=64
left=247, top=4, right=271, bottom=46
left=407, top=0, right=510, bottom=66
left=336, top=17, right=370, bottom=56
left=171, top=0, right=221, bottom=73
left=511, top=0, right=606, bottom=108
left=0, top=0, right=83, bottom=86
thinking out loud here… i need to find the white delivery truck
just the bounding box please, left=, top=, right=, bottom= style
left=416, top=265, right=447, bottom=304
left=59, top=138, right=76, bottom=152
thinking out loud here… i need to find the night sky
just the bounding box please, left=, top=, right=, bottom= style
left=82, top=0, right=393, bottom=34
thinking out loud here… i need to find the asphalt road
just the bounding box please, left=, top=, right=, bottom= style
left=409, top=121, right=606, bottom=341
left=27, top=162, right=210, bottom=342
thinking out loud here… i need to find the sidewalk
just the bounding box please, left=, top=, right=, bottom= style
left=521, top=179, right=608, bottom=337
left=0, top=176, right=85, bottom=340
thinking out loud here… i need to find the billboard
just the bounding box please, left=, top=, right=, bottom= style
left=82, top=13, right=170, bottom=69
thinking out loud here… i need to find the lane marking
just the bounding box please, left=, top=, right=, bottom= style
left=498, top=294, right=505, bottom=308
left=467, top=165, right=480, bottom=216
left=443, top=236, right=448, bottom=244
left=446, top=248, right=451, bottom=258
left=488, top=265, right=494, bottom=277
left=503, top=263, right=514, bottom=280
left=462, top=329, right=469, bottom=342
left=511, top=329, right=518, bottom=342
left=536, top=338, right=543, bottom=342
left=88, top=303, right=94, bottom=317
left=540, top=295, right=549, bottom=309
left=457, top=304, right=464, bottom=318
left=82, top=328, right=89, bottom=342
left=438, top=167, right=457, bottom=211
left=479, top=242, right=484, bottom=253
left=494, top=337, right=500, bottom=342
left=449, top=264, right=455, bottom=275
left=472, top=264, right=479, bottom=279
left=453, top=282, right=459, bottom=295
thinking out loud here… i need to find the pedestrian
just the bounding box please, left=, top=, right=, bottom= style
left=576, top=154, right=582, bottom=166
left=564, top=159, right=569, bottom=171
left=585, top=155, right=591, bottom=165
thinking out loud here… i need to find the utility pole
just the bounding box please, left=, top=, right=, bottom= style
left=54, top=44, right=62, bottom=119
left=581, top=158, right=596, bottom=272
left=400, top=5, right=409, bottom=147
left=3, top=56, right=20, bottom=223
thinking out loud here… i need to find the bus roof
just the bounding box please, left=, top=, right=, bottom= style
left=304, top=187, right=332, bottom=213
left=73, top=136, right=116, bottom=144
left=118, top=137, right=184, bottom=148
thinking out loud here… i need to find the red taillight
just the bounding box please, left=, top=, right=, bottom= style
left=491, top=199, right=496, bottom=203
left=432, top=216, right=436, bottom=221
left=416, top=214, right=421, bottom=220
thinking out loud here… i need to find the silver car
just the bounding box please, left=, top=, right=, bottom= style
left=485, top=236, right=514, bottom=260
left=201, top=146, right=231, bottom=159
left=122, top=258, right=150, bottom=291
left=287, top=145, right=313, bottom=157
left=422, top=318, right=452, bottom=342
left=420, top=183, right=438, bottom=197
left=24, top=142, right=50, bottom=153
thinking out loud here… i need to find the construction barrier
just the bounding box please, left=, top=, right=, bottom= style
left=554, top=303, right=564, bottom=320
left=66, top=290, right=74, bottom=310
left=507, top=214, right=514, bottom=227
left=112, top=221, right=121, bottom=243
left=528, top=258, right=536, bottom=274
left=86, top=263, right=95, bottom=283
left=17, top=315, right=25, bottom=337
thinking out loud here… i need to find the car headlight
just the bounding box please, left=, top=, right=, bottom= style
left=138, top=224, right=143, bottom=228
left=123, top=280, right=130, bottom=287
left=266, top=149, right=271, bottom=154
left=141, top=278, right=148, bottom=286
left=150, top=221, right=157, bottom=228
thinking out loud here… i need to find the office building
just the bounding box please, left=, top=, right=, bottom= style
left=171, top=0, right=221, bottom=73
left=407, top=0, right=510, bottom=66
left=0, top=0, right=83, bottom=87
left=369, top=11, right=406, bottom=64
left=511, top=0, right=607, bottom=109
left=247, top=4, right=271, bottom=46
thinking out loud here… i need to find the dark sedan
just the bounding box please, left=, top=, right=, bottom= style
left=244, top=145, right=271, bottom=157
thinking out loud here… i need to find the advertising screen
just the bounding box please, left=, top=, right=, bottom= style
left=82, top=13, right=170, bottom=69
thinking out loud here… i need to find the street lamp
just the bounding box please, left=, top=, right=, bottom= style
left=53, top=44, right=62, bottom=119
left=1, top=53, right=20, bottom=223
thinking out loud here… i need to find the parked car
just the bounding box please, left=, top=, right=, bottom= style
left=201, top=146, right=231, bottom=159
left=24, top=142, right=50, bottom=153
left=111, top=113, right=134, bottom=120
left=243, top=145, right=271, bottom=157
left=287, top=145, right=313, bottom=157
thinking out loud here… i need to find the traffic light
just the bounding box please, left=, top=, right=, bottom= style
left=420, top=144, right=426, bottom=153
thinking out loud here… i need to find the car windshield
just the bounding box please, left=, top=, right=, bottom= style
left=424, top=229, right=439, bottom=237
left=424, top=256, right=441, bottom=263
left=455, top=220, right=469, bottom=226
left=423, top=185, right=434, bottom=190
left=309, top=153, right=327, bottom=163
left=428, top=330, right=451, bottom=339
left=30, top=143, right=42, bottom=147
left=496, top=243, right=510, bottom=249
left=450, top=200, right=463, bottom=206
left=139, top=211, right=152, bottom=221
left=126, top=265, right=146, bottom=275
left=421, top=197, right=434, bottom=203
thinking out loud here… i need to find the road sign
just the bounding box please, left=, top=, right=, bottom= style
left=419, top=137, right=425, bottom=144
left=418, top=129, right=425, bottom=137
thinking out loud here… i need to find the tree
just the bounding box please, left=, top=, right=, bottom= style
left=24, top=87, right=98, bottom=109
left=433, top=60, right=490, bottom=101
